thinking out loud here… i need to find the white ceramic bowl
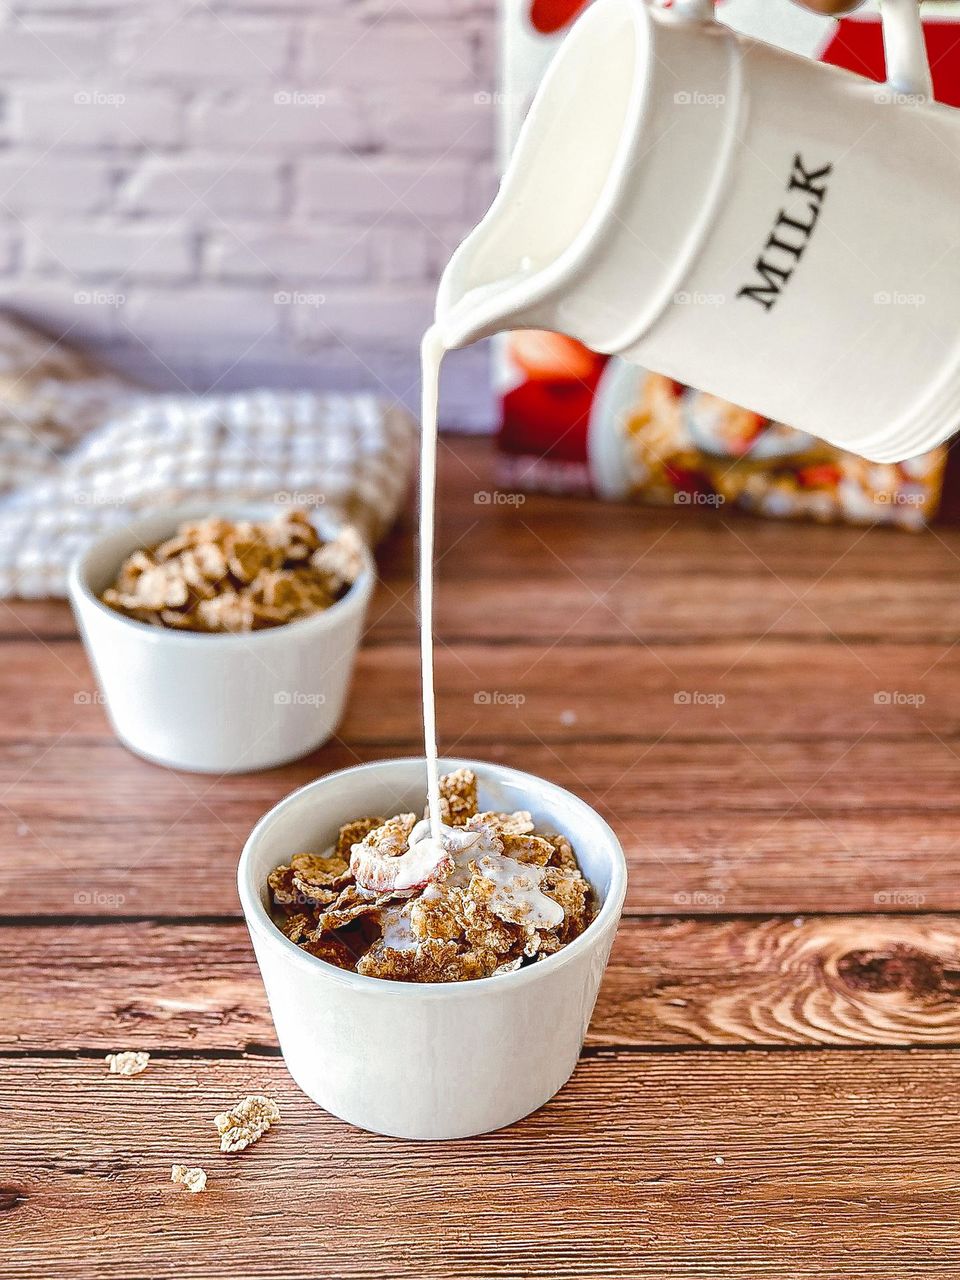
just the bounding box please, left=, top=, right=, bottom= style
left=68, top=506, right=375, bottom=774
left=238, top=757, right=627, bottom=1140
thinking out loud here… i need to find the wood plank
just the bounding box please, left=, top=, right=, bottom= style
left=8, top=736, right=960, bottom=821
left=598, top=914, right=960, bottom=1047
left=3, top=1053, right=960, bottom=1278
left=12, top=550, right=960, bottom=645
left=6, top=915, right=960, bottom=1052
left=3, top=737, right=960, bottom=916
left=0, top=922, right=267, bottom=1053
left=4, top=638, right=960, bottom=742
left=0, top=598, right=75, bottom=640
left=372, top=573, right=960, bottom=643
left=421, top=511, right=960, bottom=583
left=400, top=437, right=960, bottom=579
left=333, top=641, right=960, bottom=743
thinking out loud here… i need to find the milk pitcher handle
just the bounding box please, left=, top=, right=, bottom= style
left=879, top=0, right=932, bottom=97
left=672, top=0, right=932, bottom=99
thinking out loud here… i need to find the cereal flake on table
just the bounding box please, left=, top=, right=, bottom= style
left=100, top=511, right=364, bottom=633
left=105, top=1050, right=150, bottom=1076
left=267, top=768, right=594, bottom=984
left=171, top=1164, right=207, bottom=1194
left=214, top=1095, right=280, bottom=1153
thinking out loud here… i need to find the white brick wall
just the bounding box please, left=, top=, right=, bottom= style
left=0, top=1, right=501, bottom=428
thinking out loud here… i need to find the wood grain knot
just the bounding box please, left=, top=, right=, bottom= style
left=0, top=1185, right=26, bottom=1214
left=836, top=945, right=946, bottom=997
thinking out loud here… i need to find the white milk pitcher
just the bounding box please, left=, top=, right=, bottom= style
left=435, top=0, right=960, bottom=463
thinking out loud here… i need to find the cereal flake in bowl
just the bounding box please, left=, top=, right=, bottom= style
left=100, top=510, right=364, bottom=633
left=268, top=767, right=595, bottom=982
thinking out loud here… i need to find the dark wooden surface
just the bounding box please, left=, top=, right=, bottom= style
left=3, top=436, right=960, bottom=1278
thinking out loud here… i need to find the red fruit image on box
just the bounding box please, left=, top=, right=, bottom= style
left=501, top=332, right=607, bottom=463
left=528, top=0, right=589, bottom=33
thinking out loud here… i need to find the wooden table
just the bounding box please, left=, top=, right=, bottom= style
left=3, top=435, right=960, bottom=1278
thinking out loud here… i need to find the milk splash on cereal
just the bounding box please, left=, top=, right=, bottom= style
left=268, top=769, right=594, bottom=981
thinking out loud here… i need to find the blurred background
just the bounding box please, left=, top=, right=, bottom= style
left=0, top=0, right=953, bottom=453
left=0, top=0, right=499, bottom=427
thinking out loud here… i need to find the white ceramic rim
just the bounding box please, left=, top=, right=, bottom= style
left=66, top=503, right=376, bottom=649
left=238, top=756, right=628, bottom=998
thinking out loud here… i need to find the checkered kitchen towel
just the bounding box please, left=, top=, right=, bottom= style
left=0, top=315, right=416, bottom=598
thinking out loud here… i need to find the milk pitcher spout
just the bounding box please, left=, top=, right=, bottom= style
left=436, top=0, right=738, bottom=355
left=435, top=0, right=960, bottom=465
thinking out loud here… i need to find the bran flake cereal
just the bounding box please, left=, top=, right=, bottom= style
left=101, top=511, right=364, bottom=633
left=267, top=769, right=594, bottom=984
left=213, top=1095, right=280, bottom=1153
left=171, top=1164, right=207, bottom=1194
left=105, top=1050, right=150, bottom=1076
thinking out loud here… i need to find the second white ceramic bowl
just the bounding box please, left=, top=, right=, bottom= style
left=238, top=757, right=627, bottom=1140
left=68, top=506, right=375, bottom=774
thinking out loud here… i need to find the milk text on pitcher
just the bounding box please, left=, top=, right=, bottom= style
left=737, top=155, right=833, bottom=312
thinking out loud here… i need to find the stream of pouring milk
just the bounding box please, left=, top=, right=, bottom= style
left=419, top=324, right=446, bottom=841
left=411, top=333, right=566, bottom=930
